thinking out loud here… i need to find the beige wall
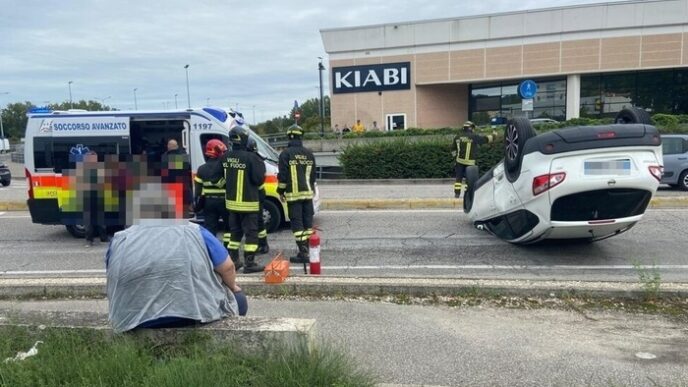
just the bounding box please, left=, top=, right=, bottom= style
left=417, top=84, right=468, bottom=128
left=330, top=32, right=688, bottom=129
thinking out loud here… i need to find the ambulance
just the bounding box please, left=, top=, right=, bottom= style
left=23, top=107, right=319, bottom=238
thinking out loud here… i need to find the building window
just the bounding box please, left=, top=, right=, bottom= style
left=385, top=114, right=406, bottom=131
left=581, top=69, right=688, bottom=118
left=469, top=78, right=566, bottom=126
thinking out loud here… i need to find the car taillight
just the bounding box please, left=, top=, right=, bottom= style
left=597, top=131, right=616, bottom=139
left=532, top=172, right=566, bottom=196
left=25, top=168, right=34, bottom=199
left=648, top=165, right=663, bottom=182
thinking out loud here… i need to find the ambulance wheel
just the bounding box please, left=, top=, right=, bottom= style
left=66, top=224, right=86, bottom=239
left=263, top=199, right=282, bottom=233
left=505, top=117, right=536, bottom=182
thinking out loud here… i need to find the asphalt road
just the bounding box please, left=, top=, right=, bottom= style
left=1, top=298, right=686, bottom=386
left=1, top=208, right=687, bottom=282
left=1, top=179, right=686, bottom=203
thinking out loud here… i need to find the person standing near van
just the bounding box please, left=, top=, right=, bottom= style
left=277, top=125, right=316, bottom=264
left=194, top=139, right=227, bottom=236
left=452, top=121, right=497, bottom=198
left=220, top=127, right=265, bottom=273
left=247, top=138, right=269, bottom=254
left=82, top=151, right=108, bottom=246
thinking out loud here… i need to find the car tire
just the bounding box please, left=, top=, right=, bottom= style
left=614, top=107, right=651, bottom=125
left=66, top=224, right=86, bottom=239
left=263, top=199, right=282, bottom=233
left=463, top=166, right=479, bottom=214
left=504, top=118, right=537, bottom=182
left=679, top=170, right=688, bottom=191
left=1, top=179, right=9, bottom=187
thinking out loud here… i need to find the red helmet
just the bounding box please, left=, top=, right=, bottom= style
left=204, top=139, right=227, bottom=158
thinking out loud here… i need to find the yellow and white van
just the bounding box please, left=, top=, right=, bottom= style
left=23, top=107, right=319, bottom=237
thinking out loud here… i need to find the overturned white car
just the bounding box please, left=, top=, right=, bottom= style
left=464, top=108, right=663, bottom=244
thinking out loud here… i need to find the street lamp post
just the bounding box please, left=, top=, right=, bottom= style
left=184, top=65, right=191, bottom=108
left=68, top=81, right=73, bottom=108
left=174, top=93, right=178, bottom=109
left=133, top=88, right=138, bottom=110
left=318, top=57, right=326, bottom=138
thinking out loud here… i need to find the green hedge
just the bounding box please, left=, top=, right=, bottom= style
left=339, top=139, right=502, bottom=179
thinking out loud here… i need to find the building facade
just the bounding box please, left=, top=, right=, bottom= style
left=320, top=0, right=688, bottom=130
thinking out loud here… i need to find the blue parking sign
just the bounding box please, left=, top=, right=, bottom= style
left=519, top=80, right=538, bottom=99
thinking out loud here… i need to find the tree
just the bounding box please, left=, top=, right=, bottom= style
left=0, top=100, right=113, bottom=140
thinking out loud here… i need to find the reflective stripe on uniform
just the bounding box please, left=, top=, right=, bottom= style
left=236, top=170, right=244, bottom=204
left=226, top=200, right=260, bottom=212
left=285, top=192, right=314, bottom=202
left=290, top=165, right=298, bottom=195
left=305, top=165, right=312, bottom=193
left=227, top=241, right=241, bottom=250
left=258, top=229, right=268, bottom=238
left=244, top=244, right=258, bottom=253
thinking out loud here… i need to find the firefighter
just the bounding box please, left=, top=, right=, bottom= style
left=247, top=137, right=269, bottom=254
left=452, top=121, right=497, bottom=198
left=277, top=124, right=316, bottom=264
left=193, top=139, right=227, bottom=237
left=220, top=126, right=266, bottom=274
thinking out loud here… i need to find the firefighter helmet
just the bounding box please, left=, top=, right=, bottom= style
left=228, top=127, right=249, bottom=149
left=287, top=124, right=304, bottom=139
left=204, top=139, right=227, bottom=158
left=463, top=121, right=476, bottom=131
left=247, top=137, right=257, bottom=153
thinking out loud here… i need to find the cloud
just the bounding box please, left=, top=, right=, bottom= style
left=0, top=0, right=624, bottom=119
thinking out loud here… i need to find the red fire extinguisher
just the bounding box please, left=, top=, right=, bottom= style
left=309, top=231, right=321, bottom=275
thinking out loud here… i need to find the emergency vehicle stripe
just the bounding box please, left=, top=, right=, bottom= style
left=305, top=165, right=312, bottom=193
left=236, top=170, right=244, bottom=204
left=265, top=175, right=278, bottom=184
left=290, top=165, right=298, bottom=195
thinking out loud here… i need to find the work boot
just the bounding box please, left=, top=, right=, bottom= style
left=289, top=241, right=310, bottom=264
left=258, top=238, right=270, bottom=255
left=454, top=192, right=461, bottom=198
left=243, top=254, right=264, bottom=274
left=229, top=250, right=243, bottom=272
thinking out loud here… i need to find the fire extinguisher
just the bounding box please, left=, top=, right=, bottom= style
left=309, top=231, right=321, bottom=275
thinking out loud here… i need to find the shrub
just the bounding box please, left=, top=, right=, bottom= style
left=339, top=138, right=503, bottom=179
left=652, top=114, right=680, bottom=131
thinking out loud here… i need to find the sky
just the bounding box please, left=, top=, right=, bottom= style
left=0, top=0, right=627, bottom=122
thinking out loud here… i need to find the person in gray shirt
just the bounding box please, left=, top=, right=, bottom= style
left=105, top=183, right=247, bottom=333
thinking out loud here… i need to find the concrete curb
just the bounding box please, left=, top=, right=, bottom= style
left=318, top=178, right=454, bottom=185
left=0, top=309, right=316, bottom=352
left=3, top=196, right=686, bottom=212
left=1, top=276, right=687, bottom=300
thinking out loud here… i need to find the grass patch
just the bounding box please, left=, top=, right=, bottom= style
left=0, top=326, right=376, bottom=387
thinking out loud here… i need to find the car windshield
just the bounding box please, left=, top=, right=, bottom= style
left=246, top=127, right=279, bottom=162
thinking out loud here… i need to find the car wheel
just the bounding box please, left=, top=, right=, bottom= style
left=0, top=179, right=9, bottom=187
left=504, top=118, right=536, bottom=182
left=463, top=165, right=479, bottom=214
left=263, top=199, right=282, bottom=233
left=614, top=107, right=651, bottom=125
left=66, top=224, right=86, bottom=239
left=679, top=170, right=688, bottom=191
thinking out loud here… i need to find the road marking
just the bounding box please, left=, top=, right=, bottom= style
left=2, top=264, right=688, bottom=277
left=0, top=215, right=30, bottom=219
left=0, top=212, right=5, bottom=216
